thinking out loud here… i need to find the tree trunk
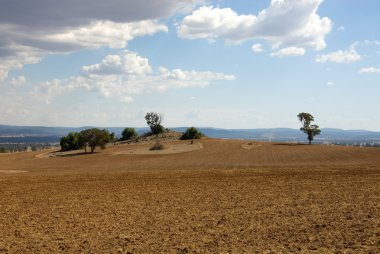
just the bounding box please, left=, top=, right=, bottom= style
left=309, top=140, right=312, bottom=145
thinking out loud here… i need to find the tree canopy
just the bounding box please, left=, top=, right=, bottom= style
left=79, top=128, right=113, bottom=153
left=145, top=112, right=164, bottom=135
left=180, top=127, right=204, bottom=140
left=60, top=132, right=83, bottom=151
left=297, top=112, right=321, bottom=145
left=121, top=128, right=137, bottom=141
left=60, top=128, right=113, bottom=153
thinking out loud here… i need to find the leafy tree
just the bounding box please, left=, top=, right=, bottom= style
left=121, top=128, right=137, bottom=141
left=109, top=132, right=116, bottom=143
left=180, top=127, right=204, bottom=140
left=60, top=132, right=83, bottom=151
left=145, top=112, right=164, bottom=135
left=297, top=112, right=321, bottom=145
left=0, top=147, right=7, bottom=153
left=79, top=128, right=112, bottom=153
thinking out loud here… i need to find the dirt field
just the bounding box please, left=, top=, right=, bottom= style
left=0, top=139, right=379, bottom=253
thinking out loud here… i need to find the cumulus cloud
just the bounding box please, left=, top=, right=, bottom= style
left=178, top=0, right=332, bottom=51
left=32, top=50, right=235, bottom=103
left=359, top=67, right=380, bottom=74
left=270, top=47, right=305, bottom=57
left=0, top=0, right=201, bottom=82
left=316, top=45, right=362, bottom=63
left=82, top=51, right=152, bottom=76
left=251, top=43, right=264, bottom=53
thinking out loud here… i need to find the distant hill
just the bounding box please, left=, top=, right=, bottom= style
left=1, top=124, right=380, bottom=145
left=171, top=127, right=380, bottom=144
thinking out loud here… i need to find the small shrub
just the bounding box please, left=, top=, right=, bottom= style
left=150, top=141, right=165, bottom=151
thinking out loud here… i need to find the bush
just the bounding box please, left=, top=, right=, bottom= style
left=0, top=147, right=7, bottom=153
left=121, top=128, right=137, bottom=141
left=151, top=124, right=164, bottom=135
left=180, top=127, right=204, bottom=140
left=150, top=141, right=165, bottom=151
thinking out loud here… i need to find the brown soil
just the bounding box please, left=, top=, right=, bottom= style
left=111, top=142, right=203, bottom=155
left=0, top=139, right=379, bottom=253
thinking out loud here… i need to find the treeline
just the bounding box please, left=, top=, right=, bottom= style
left=0, top=143, right=54, bottom=153
left=60, top=112, right=205, bottom=153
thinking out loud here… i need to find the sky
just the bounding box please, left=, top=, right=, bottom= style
left=0, top=0, right=380, bottom=130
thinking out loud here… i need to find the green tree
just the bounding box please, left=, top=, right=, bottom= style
left=180, top=127, right=204, bottom=140
left=297, top=112, right=321, bottom=145
left=109, top=132, right=116, bottom=143
left=145, top=112, right=164, bottom=135
left=0, top=147, right=7, bottom=153
left=79, top=128, right=112, bottom=153
left=121, top=128, right=137, bottom=141
left=60, top=132, right=82, bottom=151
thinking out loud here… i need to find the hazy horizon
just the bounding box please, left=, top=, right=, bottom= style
left=1, top=123, right=380, bottom=133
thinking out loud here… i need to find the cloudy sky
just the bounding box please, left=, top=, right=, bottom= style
left=1, top=0, right=379, bottom=130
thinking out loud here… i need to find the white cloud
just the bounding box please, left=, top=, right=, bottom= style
left=270, top=47, right=305, bottom=57
left=251, top=43, right=264, bottom=53
left=0, top=21, right=166, bottom=83
left=43, top=20, right=168, bottom=50
left=0, top=0, right=202, bottom=83
left=359, top=67, right=380, bottom=74
left=10, top=76, right=27, bottom=86
left=178, top=0, right=332, bottom=51
left=316, top=45, right=362, bottom=63
left=338, top=26, right=345, bottom=32
left=327, top=81, right=335, bottom=86
left=82, top=51, right=152, bottom=76
left=121, top=96, right=134, bottom=103
left=32, top=50, right=235, bottom=103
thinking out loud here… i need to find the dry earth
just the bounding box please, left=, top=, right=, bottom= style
left=0, top=139, right=379, bottom=253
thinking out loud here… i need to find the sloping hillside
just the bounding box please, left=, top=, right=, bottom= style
left=1, top=139, right=380, bottom=173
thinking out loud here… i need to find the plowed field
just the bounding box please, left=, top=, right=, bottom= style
left=0, top=139, right=379, bottom=253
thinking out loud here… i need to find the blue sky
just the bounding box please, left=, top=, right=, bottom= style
left=0, top=0, right=379, bottom=130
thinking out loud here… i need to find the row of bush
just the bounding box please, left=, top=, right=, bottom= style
left=120, top=126, right=204, bottom=141
left=60, top=126, right=204, bottom=152
left=60, top=112, right=205, bottom=153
